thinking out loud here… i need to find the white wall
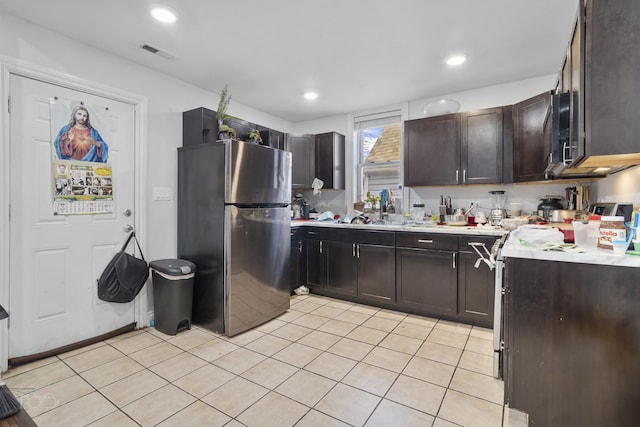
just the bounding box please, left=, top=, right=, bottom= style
left=592, top=166, right=640, bottom=209
left=408, top=75, right=556, bottom=119
left=0, top=13, right=295, bottom=318
left=0, top=12, right=294, bottom=263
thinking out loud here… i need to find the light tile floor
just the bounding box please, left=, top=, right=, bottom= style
left=2, top=294, right=528, bottom=427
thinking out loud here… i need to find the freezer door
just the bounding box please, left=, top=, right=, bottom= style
left=226, top=140, right=292, bottom=204
left=225, top=206, right=291, bottom=336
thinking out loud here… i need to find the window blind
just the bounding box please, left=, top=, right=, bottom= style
left=354, top=110, right=402, bottom=130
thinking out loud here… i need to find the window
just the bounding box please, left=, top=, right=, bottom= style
left=354, top=110, right=402, bottom=202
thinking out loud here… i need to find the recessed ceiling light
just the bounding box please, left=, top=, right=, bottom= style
left=445, top=55, right=467, bottom=66
left=304, top=92, right=318, bottom=100
left=150, top=6, right=178, bottom=23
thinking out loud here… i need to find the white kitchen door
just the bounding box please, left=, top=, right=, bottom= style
left=8, top=74, right=138, bottom=359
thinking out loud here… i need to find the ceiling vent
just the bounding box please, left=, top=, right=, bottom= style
left=140, top=43, right=176, bottom=60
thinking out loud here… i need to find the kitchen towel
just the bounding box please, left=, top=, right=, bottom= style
left=508, top=224, right=565, bottom=248
left=312, top=178, right=324, bottom=195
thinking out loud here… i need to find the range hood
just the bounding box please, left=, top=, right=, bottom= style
left=545, top=162, right=631, bottom=180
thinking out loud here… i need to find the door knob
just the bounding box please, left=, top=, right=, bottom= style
left=123, top=224, right=134, bottom=232
left=123, top=209, right=132, bottom=217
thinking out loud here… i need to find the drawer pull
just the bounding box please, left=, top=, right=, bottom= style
left=417, top=239, right=434, bottom=244
left=308, top=231, right=318, bottom=235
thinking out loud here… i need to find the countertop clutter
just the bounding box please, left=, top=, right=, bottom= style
left=292, top=220, right=640, bottom=267
left=501, top=241, right=640, bottom=267
left=291, top=219, right=508, bottom=237
left=501, top=222, right=640, bottom=267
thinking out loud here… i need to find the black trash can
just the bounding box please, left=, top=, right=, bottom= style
left=150, top=259, right=196, bottom=335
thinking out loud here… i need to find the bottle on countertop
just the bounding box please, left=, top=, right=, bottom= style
left=597, top=216, right=626, bottom=250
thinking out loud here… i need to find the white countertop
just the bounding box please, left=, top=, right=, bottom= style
left=501, top=241, right=640, bottom=267
left=291, top=220, right=508, bottom=237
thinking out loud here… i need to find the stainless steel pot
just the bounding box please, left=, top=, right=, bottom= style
left=549, top=209, right=577, bottom=223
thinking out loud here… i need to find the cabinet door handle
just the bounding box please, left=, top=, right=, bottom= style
left=463, top=169, right=467, bottom=183
left=456, top=170, right=459, bottom=182
left=352, top=243, right=356, bottom=257
left=357, top=244, right=360, bottom=259
left=298, top=241, right=303, bottom=252
left=452, top=252, right=457, bottom=269
left=320, top=241, right=323, bottom=254
left=417, top=239, right=433, bottom=244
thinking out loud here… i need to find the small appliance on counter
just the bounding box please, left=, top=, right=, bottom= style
left=537, top=195, right=564, bottom=221
left=291, top=193, right=306, bottom=219
left=489, top=190, right=507, bottom=226
left=591, top=202, right=633, bottom=222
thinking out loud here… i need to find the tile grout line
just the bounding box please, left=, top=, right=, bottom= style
left=6, top=294, right=507, bottom=426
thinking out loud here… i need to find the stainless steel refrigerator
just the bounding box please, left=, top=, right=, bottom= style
left=177, top=140, right=292, bottom=336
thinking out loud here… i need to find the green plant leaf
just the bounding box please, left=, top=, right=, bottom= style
left=216, top=84, right=231, bottom=121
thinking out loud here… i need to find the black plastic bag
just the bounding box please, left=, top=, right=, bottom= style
left=97, top=231, right=149, bottom=303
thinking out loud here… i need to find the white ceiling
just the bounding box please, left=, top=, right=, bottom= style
left=0, top=0, right=579, bottom=123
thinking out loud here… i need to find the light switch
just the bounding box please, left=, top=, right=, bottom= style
left=153, top=187, right=173, bottom=201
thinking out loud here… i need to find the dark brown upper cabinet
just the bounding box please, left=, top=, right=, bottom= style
left=461, top=107, right=504, bottom=185
left=286, top=133, right=316, bottom=190
left=511, top=92, right=551, bottom=182
left=585, top=0, right=640, bottom=164
left=404, top=113, right=462, bottom=186
left=560, top=0, right=640, bottom=169
left=286, top=131, right=345, bottom=190
left=404, top=108, right=504, bottom=186
left=315, top=132, right=345, bottom=190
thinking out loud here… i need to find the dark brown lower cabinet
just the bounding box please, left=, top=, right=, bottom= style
left=505, top=257, right=640, bottom=427
left=290, top=228, right=304, bottom=293
left=457, top=236, right=496, bottom=328
left=303, top=227, right=497, bottom=328
left=357, top=243, right=396, bottom=304
left=396, top=247, right=457, bottom=317
left=324, top=240, right=358, bottom=297
left=324, top=231, right=395, bottom=302
left=304, top=231, right=324, bottom=292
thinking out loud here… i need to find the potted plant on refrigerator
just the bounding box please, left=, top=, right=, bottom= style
left=216, top=84, right=234, bottom=140
left=248, top=129, right=263, bottom=145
